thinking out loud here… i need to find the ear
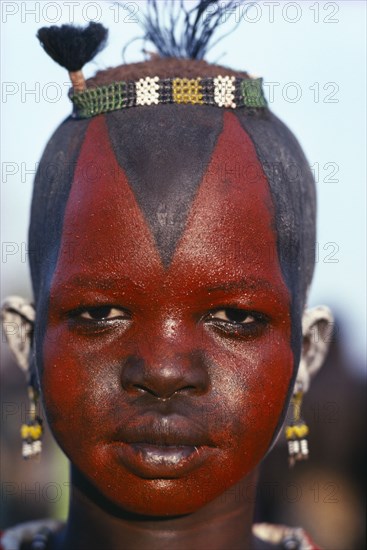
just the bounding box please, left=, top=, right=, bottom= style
left=1, top=296, right=35, bottom=377
left=296, top=306, right=334, bottom=392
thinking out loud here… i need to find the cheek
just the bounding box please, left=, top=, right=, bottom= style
left=205, top=328, right=293, bottom=472
left=41, top=325, right=119, bottom=450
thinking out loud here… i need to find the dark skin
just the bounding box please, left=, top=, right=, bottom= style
left=36, top=112, right=295, bottom=549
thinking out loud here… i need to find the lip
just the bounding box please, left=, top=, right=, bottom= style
left=112, top=441, right=213, bottom=478
left=110, top=414, right=216, bottom=478
left=111, top=414, right=215, bottom=447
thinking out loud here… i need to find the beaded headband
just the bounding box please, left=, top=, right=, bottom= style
left=69, top=75, right=267, bottom=119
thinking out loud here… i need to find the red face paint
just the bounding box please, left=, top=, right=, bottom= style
left=42, top=112, right=293, bottom=516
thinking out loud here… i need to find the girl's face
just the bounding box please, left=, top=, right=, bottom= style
left=39, top=111, right=294, bottom=516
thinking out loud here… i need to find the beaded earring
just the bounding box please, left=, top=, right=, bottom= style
left=20, top=385, right=43, bottom=459
left=285, top=384, right=309, bottom=467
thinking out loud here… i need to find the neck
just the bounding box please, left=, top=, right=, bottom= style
left=54, top=467, right=259, bottom=550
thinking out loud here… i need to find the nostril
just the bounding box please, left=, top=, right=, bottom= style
left=133, top=384, right=159, bottom=397
left=179, top=385, right=196, bottom=394
left=133, top=384, right=196, bottom=398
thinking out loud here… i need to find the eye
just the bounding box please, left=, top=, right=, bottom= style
left=78, top=306, right=128, bottom=321
left=208, top=308, right=256, bottom=324
left=67, top=305, right=131, bottom=332
left=204, top=307, right=268, bottom=338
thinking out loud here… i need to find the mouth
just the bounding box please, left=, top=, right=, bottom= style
left=112, top=441, right=213, bottom=478
left=110, top=416, right=216, bottom=478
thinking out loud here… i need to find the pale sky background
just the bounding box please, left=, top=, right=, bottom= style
left=1, top=0, right=366, bottom=371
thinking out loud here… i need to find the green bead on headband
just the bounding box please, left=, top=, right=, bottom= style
left=69, top=76, right=267, bottom=119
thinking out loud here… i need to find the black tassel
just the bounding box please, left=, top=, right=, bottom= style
left=37, top=22, right=108, bottom=72
left=139, top=0, right=242, bottom=60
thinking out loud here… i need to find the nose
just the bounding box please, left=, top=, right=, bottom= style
left=121, top=351, right=210, bottom=399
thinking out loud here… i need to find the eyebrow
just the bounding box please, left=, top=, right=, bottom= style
left=203, top=278, right=279, bottom=294
left=51, top=275, right=145, bottom=293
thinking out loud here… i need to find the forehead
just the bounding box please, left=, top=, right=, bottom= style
left=50, top=108, right=288, bottom=303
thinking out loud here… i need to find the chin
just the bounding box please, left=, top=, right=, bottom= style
left=79, top=464, right=240, bottom=518
left=99, top=476, right=221, bottom=517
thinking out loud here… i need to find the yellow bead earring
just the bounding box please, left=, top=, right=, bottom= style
left=20, top=386, right=43, bottom=459
left=285, top=384, right=309, bottom=467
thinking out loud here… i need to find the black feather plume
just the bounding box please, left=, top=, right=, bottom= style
left=137, top=0, right=243, bottom=60
left=37, top=22, right=108, bottom=72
